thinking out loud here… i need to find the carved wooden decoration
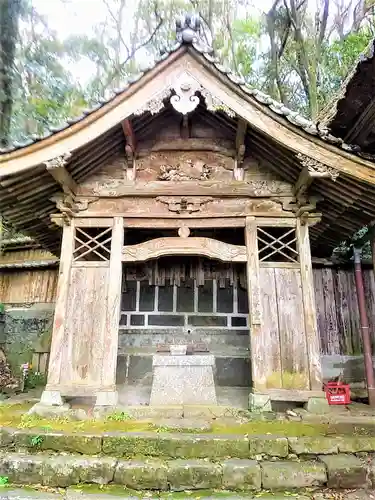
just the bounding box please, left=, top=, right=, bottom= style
left=134, top=88, right=172, bottom=116
left=77, top=197, right=286, bottom=218
left=133, top=71, right=236, bottom=118
left=44, top=152, right=72, bottom=170
left=122, top=237, right=247, bottom=262
left=156, top=196, right=213, bottom=213
left=50, top=193, right=98, bottom=223
left=296, top=153, right=339, bottom=180
left=158, top=161, right=211, bottom=181
left=137, top=151, right=232, bottom=183
left=170, top=73, right=201, bottom=114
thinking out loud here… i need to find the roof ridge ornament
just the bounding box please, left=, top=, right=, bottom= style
left=176, top=14, right=201, bottom=44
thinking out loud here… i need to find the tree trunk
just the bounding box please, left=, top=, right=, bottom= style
left=0, top=0, right=23, bottom=147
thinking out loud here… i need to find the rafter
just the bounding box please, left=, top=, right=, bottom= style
left=344, top=98, right=375, bottom=146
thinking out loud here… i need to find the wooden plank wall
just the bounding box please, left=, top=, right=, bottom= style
left=313, top=268, right=375, bottom=355
left=0, top=269, right=58, bottom=303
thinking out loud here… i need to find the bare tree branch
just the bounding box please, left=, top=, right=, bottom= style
left=105, top=2, right=163, bottom=87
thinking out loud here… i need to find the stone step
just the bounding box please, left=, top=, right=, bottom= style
left=152, top=418, right=212, bottom=432
left=5, top=427, right=375, bottom=460
left=0, top=452, right=372, bottom=492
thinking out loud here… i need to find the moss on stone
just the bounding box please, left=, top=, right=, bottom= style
left=248, top=436, right=288, bottom=458
left=40, top=432, right=102, bottom=455
left=114, top=460, right=168, bottom=490
left=288, top=436, right=339, bottom=455
left=319, top=454, right=368, bottom=489
left=261, top=460, right=327, bottom=490
left=338, top=436, right=375, bottom=453
left=167, top=459, right=222, bottom=491
left=222, top=459, right=261, bottom=491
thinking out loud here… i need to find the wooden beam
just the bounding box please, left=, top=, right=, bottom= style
left=45, top=154, right=77, bottom=195
left=121, top=119, right=136, bottom=181
left=234, top=118, right=247, bottom=181
left=294, top=167, right=314, bottom=197
left=236, top=118, right=247, bottom=155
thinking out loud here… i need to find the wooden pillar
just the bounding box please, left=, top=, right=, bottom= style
left=245, top=217, right=264, bottom=392
left=41, top=220, right=75, bottom=405
left=96, top=216, right=124, bottom=406
left=296, top=219, right=322, bottom=390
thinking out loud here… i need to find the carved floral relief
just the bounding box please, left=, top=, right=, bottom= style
left=136, top=151, right=233, bottom=182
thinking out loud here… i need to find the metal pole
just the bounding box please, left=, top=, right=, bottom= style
left=353, top=247, right=375, bottom=406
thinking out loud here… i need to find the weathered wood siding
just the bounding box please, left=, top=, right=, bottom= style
left=0, top=269, right=58, bottom=303
left=314, top=267, right=375, bottom=355
left=259, top=267, right=309, bottom=390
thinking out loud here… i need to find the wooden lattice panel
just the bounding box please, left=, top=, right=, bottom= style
left=73, top=227, right=112, bottom=262
left=258, top=227, right=298, bottom=263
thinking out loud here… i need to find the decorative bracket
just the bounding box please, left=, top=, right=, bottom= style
left=50, top=193, right=98, bottom=224
left=157, top=196, right=213, bottom=214
left=295, top=153, right=339, bottom=199
left=296, top=153, right=339, bottom=180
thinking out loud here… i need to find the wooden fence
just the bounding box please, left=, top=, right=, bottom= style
left=0, top=269, right=57, bottom=303
left=314, top=267, right=375, bottom=356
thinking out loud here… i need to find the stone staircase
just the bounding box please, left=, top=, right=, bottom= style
left=0, top=427, right=374, bottom=497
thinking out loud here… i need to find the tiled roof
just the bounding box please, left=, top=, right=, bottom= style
left=0, top=39, right=366, bottom=159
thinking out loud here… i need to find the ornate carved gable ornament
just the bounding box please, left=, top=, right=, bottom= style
left=134, top=72, right=235, bottom=118
left=157, top=196, right=213, bottom=214
left=296, top=153, right=339, bottom=181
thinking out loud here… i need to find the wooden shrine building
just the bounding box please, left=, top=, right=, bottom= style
left=1, top=17, right=375, bottom=408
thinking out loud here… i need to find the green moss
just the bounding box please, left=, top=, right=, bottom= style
left=212, top=420, right=330, bottom=437
left=70, top=484, right=150, bottom=497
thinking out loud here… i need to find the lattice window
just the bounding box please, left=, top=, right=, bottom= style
left=257, top=227, right=298, bottom=263
left=73, top=227, right=112, bottom=262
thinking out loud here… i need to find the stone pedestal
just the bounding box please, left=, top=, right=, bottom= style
left=150, top=354, right=217, bottom=406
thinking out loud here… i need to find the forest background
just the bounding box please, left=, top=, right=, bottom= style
left=0, top=0, right=375, bottom=254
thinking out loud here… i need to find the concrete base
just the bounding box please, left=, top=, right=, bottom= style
left=95, top=390, right=118, bottom=407
left=304, top=397, right=330, bottom=414
left=150, top=355, right=217, bottom=406
left=248, top=393, right=272, bottom=412
left=40, top=389, right=64, bottom=406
